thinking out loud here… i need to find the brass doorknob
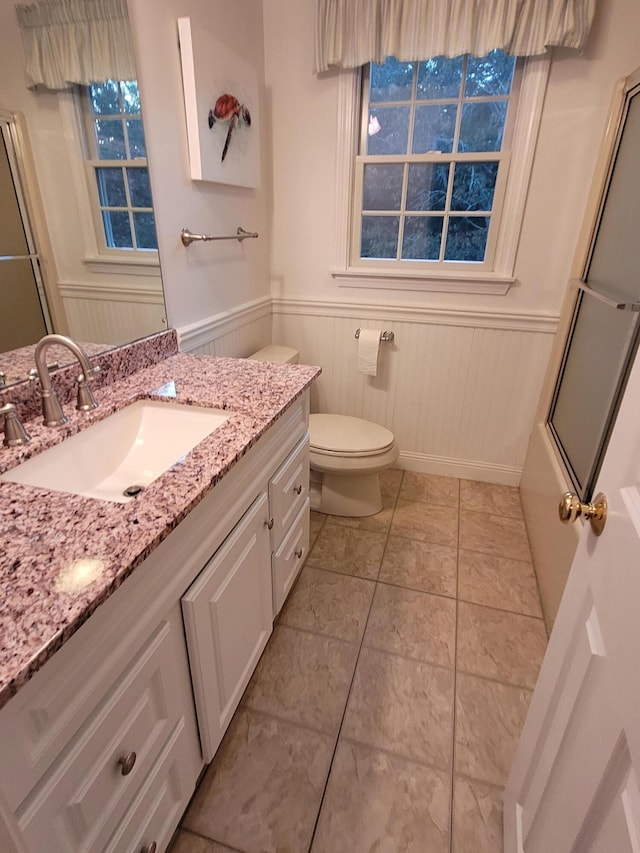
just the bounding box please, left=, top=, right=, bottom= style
left=558, top=491, right=607, bottom=536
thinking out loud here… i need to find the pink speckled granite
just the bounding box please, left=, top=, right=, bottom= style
left=0, top=352, right=320, bottom=709
left=0, top=329, right=178, bottom=424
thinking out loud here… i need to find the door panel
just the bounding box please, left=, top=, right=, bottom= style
left=505, top=68, right=640, bottom=853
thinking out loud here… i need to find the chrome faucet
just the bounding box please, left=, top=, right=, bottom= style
left=34, top=334, right=99, bottom=426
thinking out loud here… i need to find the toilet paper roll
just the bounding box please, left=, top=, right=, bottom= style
left=357, top=329, right=381, bottom=376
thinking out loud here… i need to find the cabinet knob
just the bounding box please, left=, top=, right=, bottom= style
left=118, top=751, right=137, bottom=776
left=295, top=547, right=304, bottom=559
left=141, top=844, right=157, bottom=853
left=293, top=484, right=303, bottom=494
left=265, top=517, right=274, bottom=530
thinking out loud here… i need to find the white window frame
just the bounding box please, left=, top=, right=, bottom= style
left=332, top=54, right=551, bottom=295
left=57, top=86, right=160, bottom=277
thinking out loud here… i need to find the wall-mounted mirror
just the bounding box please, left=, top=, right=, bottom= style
left=0, top=3, right=167, bottom=390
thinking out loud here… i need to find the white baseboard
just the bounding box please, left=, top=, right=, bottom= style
left=396, top=450, right=522, bottom=486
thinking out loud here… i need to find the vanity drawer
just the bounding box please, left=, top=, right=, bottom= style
left=272, top=499, right=310, bottom=615
left=16, top=613, right=190, bottom=853
left=268, top=434, right=309, bottom=550
left=103, top=719, right=198, bottom=853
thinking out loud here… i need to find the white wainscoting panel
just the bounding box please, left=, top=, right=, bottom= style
left=273, top=301, right=557, bottom=484
left=61, top=283, right=166, bottom=346
left=177, top=297, right=272, bottom=359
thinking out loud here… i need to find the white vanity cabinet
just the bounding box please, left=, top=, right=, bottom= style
left=182, top=493, right=273, bottom=762
left=0, top=389, right=311, bottom=853
left=180, top=415, right=311, bottom=762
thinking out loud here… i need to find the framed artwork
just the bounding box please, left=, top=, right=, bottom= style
left=177, top=17, right=260, bottom=188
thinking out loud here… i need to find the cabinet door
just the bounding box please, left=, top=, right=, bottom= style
left=182, top=493, right=272, bottom=762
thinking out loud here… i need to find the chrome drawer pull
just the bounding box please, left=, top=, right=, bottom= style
left=265, top=517, right=274, bottom=530
left=118, top=751, right=137, bottom=776
left=141, top=844, right=157, bottom=853
left=293, top=484, right=303, bottom=494
left=295, top=548, right=304, bottom=559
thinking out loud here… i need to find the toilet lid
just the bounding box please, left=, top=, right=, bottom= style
left=309, top=414, right=395, bottom=455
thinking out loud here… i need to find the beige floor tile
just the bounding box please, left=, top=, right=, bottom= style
left=459, top=511, right=531, bottom=562
left=460, top=479, right=524, bottom=519
left=457, top=601, right=547, bottom=689
left=380, top=467, right=403, bottom=498
left=399, top=471, right=460, bottom=508
left=311, top=740, right=451, bottom=853
left=326, top=495, right=395, bottom=534
left=379, top=535, right=457, bottom=598
left=364, top=583, right=456, bottom=668
left=182, top=708, right=333, bottom=853
left=458, top=549, right=543, bottom=618
left=279, top=566, right=375, bottom=643
left=455, top=673, right=531, bottom=786
left=307, top=525, right=386, bottom=579
left=391, top=499, right=459, bottom=547
left=452, top=776, right=504, bottom=853
left=342, top=647, right=454, bottom=770
left=309, top=511, right=327, bottom=548
left=242, top=625, right=358, bottom=734
left=169, top=829, right=236, bottom=852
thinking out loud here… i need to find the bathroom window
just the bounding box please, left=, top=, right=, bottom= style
left=333, top=52, right=548, bottom=293
left=79, top=80, right=158, bottom=255
left=353, top=52, right=518, bottom=269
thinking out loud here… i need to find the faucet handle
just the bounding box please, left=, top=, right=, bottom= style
left=76, top=373, right=98, bottom=411
left=1, top=403, right=31, bottom=447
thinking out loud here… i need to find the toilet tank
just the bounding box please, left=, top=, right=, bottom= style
left=247, top=345, right=300, bottom=364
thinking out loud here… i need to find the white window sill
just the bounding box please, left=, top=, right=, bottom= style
left=332, top=268, right=515, bottom=295
left=82, top=254, right=161, bottom=277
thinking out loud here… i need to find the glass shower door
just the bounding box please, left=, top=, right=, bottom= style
left=0, top=122, right=49, bottom=352
left=548, top=81, right=640, bottom=501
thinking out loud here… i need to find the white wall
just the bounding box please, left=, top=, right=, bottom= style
left=263, top=0, right=640, bottom=481
left=127, top=0, right=272, bottom=336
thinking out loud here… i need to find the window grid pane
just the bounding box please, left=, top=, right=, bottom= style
left=86, top=80, right=156, bottom=252
left=359, top=52, right=515, bottom=265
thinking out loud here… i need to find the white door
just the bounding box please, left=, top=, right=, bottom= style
left=503, top=323, right=640, bottom=849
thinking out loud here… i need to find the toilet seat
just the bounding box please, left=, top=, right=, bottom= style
left=309, top=414, right=395, bottom=457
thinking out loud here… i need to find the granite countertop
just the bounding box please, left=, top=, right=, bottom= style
left=0, top=353, right=320, bottom=710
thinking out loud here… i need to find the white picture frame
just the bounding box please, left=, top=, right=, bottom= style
left=178, top=17, right=260, bottom=188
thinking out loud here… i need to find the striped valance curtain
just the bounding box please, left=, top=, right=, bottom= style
left=15, top=0, right=136, bottom=90
left=314, top=0, right=597, bottom=73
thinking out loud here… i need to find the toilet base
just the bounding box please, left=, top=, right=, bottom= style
left=310, top=470, right=382, bottom=517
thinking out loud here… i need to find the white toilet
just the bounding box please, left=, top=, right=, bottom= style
left=248, top=345, right=399, bottom=517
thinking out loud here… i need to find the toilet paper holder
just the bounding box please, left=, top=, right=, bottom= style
left=354, top=329, right=395, bottom=342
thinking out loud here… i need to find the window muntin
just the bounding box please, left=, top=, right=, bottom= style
left=82, top=81, right=158, bottom=253
left=352, top=52, right=519, bottom=271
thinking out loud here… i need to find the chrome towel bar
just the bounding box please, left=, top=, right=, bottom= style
left=181, top=226, right=258, bottom=246
left=354, top=329, right=395, bottom=342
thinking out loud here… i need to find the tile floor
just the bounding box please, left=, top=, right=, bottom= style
left=170, top=470, right=548, bottom=853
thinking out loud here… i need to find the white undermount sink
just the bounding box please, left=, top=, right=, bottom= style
left=0, top=399, right=233, bottom=503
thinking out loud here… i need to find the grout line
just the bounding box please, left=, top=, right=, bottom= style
left=175, top=827, right=246, bottom=853
left=449, top=476, right=461, bottom=853
left=305, top=473, right=403, bottom=852
left=456, top=596, right=548, bottom=623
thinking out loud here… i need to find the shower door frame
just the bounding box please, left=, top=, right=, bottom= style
left=0, top=110, right=68, bottom=349
left=541, top=69, right=640, bottom=502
